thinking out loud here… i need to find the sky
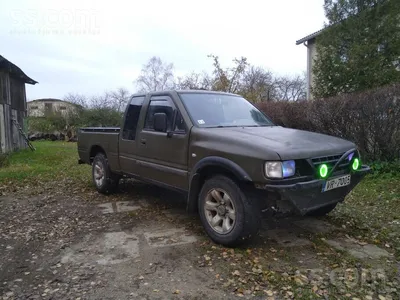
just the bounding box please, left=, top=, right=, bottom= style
left=0, top=0, right=326, bottom=100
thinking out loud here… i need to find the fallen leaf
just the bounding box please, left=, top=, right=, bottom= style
left=264, top=290, right=274, bottom=296
left=173, top=290, right=181, bottom=294
left=232, top=270, right=240, bottom=276
left=312, top=285, right=318, bottom=293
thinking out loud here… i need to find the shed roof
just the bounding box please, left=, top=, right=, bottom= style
left=0, top=55, right=38, bottom=85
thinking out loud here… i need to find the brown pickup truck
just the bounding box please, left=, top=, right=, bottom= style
left=77, top=90, right=370, bottom=246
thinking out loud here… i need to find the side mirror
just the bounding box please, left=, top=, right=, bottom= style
left=153, top=112, right=168, bottom=132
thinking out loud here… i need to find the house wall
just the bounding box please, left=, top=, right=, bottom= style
left=306, top=39, right=318, bottom=100
left=27, top=100, right=78, bottom=117
left=0, top=71, right=28, bottom=153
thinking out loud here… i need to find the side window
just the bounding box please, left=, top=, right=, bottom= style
left=144, top=97, right=174, bottom=131
left=122, top=96, right=144, bottom=140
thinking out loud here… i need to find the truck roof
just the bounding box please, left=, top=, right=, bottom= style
left=130, top=89, right=240, bottom=98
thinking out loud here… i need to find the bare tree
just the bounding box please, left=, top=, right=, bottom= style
left=274, top=73, right=307, bottom=101
left=109, top=87, right=131, bottom=112
left=240, top=66, right=277, bottom=102
left=86, top=91, right=117, bottom=110
left=175, top=71, right=213, bottom=90
left=208, top=54, right=248, bottom=93
left=135, top=56, right=175, bottom=92
left=63, top=92, right=88, bottom=107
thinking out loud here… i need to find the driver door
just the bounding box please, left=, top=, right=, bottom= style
left=135, top=95, right=189, bottom=191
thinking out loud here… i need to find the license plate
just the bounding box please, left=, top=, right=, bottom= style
left=322, top=174, right=351, bottom=192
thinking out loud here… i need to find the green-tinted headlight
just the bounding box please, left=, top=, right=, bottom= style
left=352, top=158, right=360, bottom=170
left=319, top=164, right=328, bottom=178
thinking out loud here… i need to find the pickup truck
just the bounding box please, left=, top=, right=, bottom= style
left=77, top=90, right=370, bottom=246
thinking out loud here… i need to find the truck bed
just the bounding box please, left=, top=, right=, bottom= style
left=77, top=127, right=121, bottom=171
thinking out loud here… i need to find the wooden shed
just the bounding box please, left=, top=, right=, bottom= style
left=0, top=55, right=37, bottom=153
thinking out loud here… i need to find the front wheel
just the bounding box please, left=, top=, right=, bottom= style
left=198, top=175, right=261, bottom=247
left=92, top=153, right=120, bottom=194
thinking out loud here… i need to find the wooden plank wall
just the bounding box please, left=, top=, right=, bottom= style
left=0, top=71, right=28, bottom=153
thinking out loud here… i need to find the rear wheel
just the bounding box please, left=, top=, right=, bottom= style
left=92, top=153, right=120, bottom=194
left=307, top=203, right=338, bottom=217
left=198, top=175, right=261, bottom=247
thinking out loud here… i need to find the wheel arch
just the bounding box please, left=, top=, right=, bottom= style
left=186, top=156, right=253, bottom=213
left=89, top=145, right=106, bottom=163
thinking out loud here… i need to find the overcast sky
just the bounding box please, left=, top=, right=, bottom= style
left=0, top=0, right=326, bottom=100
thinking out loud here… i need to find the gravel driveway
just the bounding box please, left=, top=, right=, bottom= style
left=1, top=180, right=398, bottom=299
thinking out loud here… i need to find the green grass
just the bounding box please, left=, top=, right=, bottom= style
left=0, top=141, right=91, bottom=192
left=329, top=173, right=400, bottom=258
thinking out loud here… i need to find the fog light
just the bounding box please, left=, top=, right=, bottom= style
left=319, top=164, right=328, bottom=178
left=352, top=158, right=360, bottom=170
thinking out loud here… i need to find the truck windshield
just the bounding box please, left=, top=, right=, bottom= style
left=179, top=92, right=275, bottom=127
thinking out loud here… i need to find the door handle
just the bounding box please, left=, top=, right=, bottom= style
left=140, top=138, right=146, bottom=145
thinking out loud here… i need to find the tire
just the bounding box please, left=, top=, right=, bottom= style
left=198, top=175, right=261, bottom=247
left=92, top=153, right=120, bottom=194
left=306, top=203, right=337, bottom=217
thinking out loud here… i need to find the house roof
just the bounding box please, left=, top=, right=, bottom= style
left=0, top=55, right=38, bottom=85
left=295, top=28, right=325, bottom=45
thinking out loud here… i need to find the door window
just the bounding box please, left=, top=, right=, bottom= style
left=144, top=96, right=186, bottom=133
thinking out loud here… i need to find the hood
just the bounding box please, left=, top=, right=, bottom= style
left=198, top=126, right=356, bottom=160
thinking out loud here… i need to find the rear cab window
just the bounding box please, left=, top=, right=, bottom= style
left=122, top=96, right=145, bottom=140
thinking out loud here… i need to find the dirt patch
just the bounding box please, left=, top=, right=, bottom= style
left=1, top=181, right=399, bottom=299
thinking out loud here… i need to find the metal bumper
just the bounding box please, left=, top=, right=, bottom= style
left=263, top=165, right=371, bottom=215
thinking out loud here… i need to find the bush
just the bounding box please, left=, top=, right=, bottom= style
left=256, top=83, right=400, bottom=162
left=27, top=107, right=123, bottom=141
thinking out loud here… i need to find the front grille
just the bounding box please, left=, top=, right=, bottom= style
left=311, top=152, right=357, bottom=175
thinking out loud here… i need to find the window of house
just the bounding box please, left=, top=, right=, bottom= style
left=122, top=96, right=145, bottom=140
left=59, top=106, right=67, bottom=110
left=30, top=106, right=38, bottom=110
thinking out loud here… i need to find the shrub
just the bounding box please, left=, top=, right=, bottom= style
left=256, top=84, right=400, bottom=162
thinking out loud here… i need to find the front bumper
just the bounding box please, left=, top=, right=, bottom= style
left=262, top=165, right=371, bottom=215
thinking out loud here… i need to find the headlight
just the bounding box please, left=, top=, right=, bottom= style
left=265, top=160, right=296, bottom=178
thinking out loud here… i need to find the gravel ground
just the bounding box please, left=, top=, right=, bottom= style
left=1, top=180, right=399, bottom=299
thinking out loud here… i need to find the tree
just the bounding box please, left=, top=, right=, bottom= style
left=208, top=54, right=248, bottom=93
left=240, top=66, right=277, bottom=102
left=63, top=92, right=88, bottom=108
left=313, top=0, right=400, bottom=98
left=323, top=0, right=384, bottom=24
left=274, top=73, right=307, bottom=101
left=175, top=71, right=213, bottom=90
left=135, top=56, right=175, bottom=92
left=109, top=87, right=131, bottom=112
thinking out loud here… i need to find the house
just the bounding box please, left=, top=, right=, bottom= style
left=0, top=55, right=37, bottom=153
left=296, top=28, right=324, bottom=100
left=27, top=98, right=80, bottom=118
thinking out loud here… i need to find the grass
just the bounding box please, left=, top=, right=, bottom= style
left=0, top=141, right=91, bottom=193
left=329, top=173, right=400, bottom=259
